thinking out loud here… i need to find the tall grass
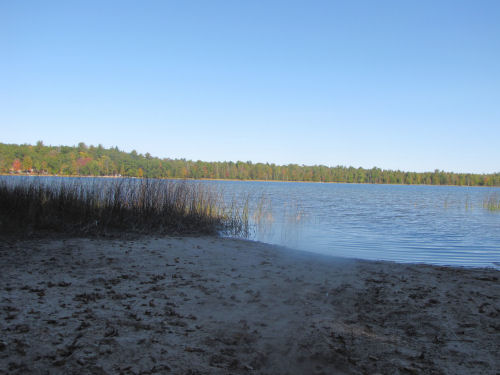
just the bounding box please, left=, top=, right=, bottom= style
left=0, top=178, right=249, bottom=236
left=252, top=194, right=274, bottom=236
left=483, top=193, right=500, bottom=212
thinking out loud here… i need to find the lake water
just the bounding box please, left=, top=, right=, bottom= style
left=202, top=180, right=500, bottom=269
left=3, top=176, right=500, bottom=268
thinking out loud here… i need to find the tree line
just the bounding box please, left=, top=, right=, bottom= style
left=1, top=141, right=499, bottom=186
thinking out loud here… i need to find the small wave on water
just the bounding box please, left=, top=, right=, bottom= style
left=210, top=180, right=500, bottom=268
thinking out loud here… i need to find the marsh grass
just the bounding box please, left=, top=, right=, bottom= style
left=0, top=178, right=249, bottom=236
left=252, top=194, right=274, bottom=236
left=483, top=193, right=500, bottom=212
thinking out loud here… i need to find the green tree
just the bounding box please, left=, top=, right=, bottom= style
left=23, top=155, right=33, bottom=171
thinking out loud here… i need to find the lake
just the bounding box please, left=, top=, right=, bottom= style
left=202, top=180, right=500, bottom=268
left=3, top=176, right=500, bottom=268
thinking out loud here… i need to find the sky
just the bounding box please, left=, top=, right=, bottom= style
left=1, top=0, right=499, bottom=173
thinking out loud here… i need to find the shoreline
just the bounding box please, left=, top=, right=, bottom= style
left=1, top=235, right=499, bottom=374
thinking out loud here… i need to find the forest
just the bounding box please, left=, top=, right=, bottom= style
left=1, top=141, right=499, bottom=186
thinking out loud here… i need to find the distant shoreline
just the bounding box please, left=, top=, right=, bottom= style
left=2, top=173, right=499, bottom=188
left=2, top=142, right=498, bottom=187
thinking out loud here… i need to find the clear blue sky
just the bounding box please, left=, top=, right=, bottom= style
left=1, top=1, right=499, bottom=173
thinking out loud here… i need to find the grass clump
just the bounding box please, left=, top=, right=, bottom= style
left=483, top=193, right=500, bottom=212
left=0, top=177, right=249, bottom=236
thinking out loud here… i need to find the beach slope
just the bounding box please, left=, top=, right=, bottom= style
left=0, top=236, right=499, bottom=374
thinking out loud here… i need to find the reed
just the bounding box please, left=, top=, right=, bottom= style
left=483, top=193, right=500, bottom=212
left=253, top=194, right=274, bottom=229
left=0, top=178, right=248, bottom=236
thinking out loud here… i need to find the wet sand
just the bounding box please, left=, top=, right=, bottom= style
left=0, top=236, right=499, bottom=374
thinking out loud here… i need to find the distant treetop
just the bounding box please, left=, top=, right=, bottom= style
left=0, top=142, right=498, bottom=186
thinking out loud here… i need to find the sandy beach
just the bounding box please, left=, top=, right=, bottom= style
left=0, top=236, right=499, bottom=374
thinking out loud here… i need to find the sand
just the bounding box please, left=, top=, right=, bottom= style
left=0, top=235, right=499, bottom=375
